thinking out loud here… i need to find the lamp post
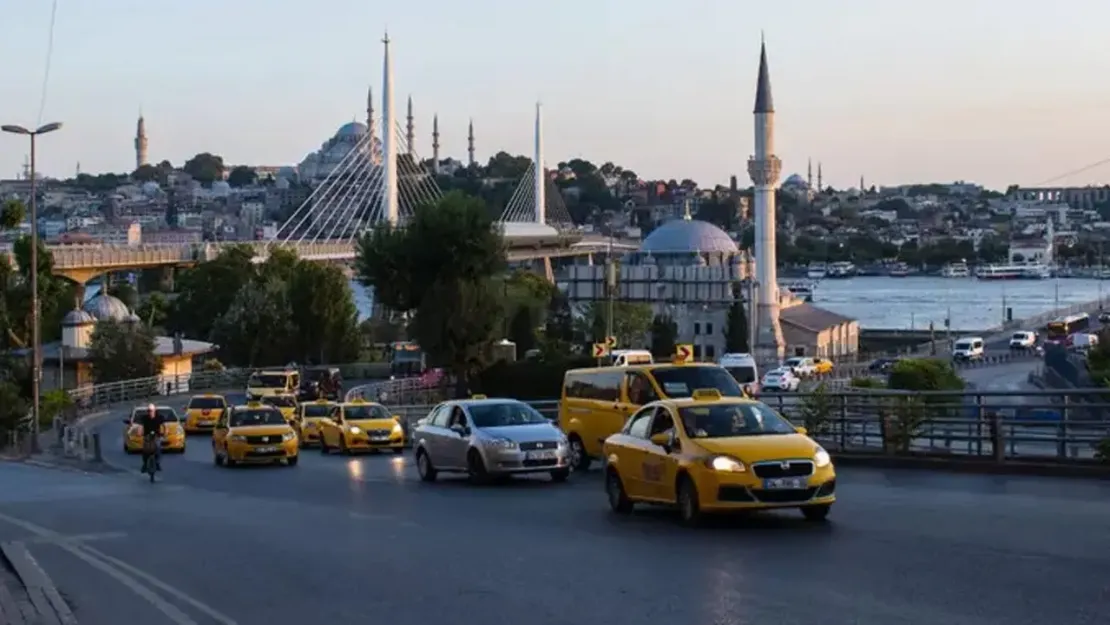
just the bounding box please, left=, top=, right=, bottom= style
left=2, top=122, right=63, bottom=454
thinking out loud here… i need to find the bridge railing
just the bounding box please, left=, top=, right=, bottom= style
left=66, top=368, right=252, bottom=416
left=380, top=389, right=1109, bottom=465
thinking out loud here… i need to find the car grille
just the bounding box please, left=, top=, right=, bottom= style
left=518, top=441, right=558, bottom=451
left=752, top=461, right=814, bottom=479
left=751, top=487, right=817, bottom=503
left=365, top=429, right=391, bottom=437
left=245, top=449, right=287, bottom=458
left=245, top=435, right=284, bottom=445
left=522, top=458, right=558, bottom=467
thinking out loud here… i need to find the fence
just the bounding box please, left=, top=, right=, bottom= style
left=381, top=389, right=1110, bottom=465
left=66, top=368, right=253, bottom=416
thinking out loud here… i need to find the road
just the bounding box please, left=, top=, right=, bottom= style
left=0, top=399, right=1107, bottom=625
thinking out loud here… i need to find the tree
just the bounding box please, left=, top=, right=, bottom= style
left=211, top=278, right=293, bottom=366
left=1, top=199, right=24, bottom=229
left=169, top=244, right=255, bottom=340
left=508, top=306, right=537, bottom=354
left=725, top=290, right=750, bottom=353
left=579, top=301, right=653, bottom=349
left=356, top=191, right=507, bottom=389
left=136, top=292, right=170, bottom=329
left=543, top=290, right=574, bottom=349
left=227, top=165, right=258, bottom=188
left=131, top=164, right=164, bottom=184
left=108, top=282, right=139, bottom=311
left=649, top=314, right=677, bottom=358
left=287, top=261, right=360, bottom=364
left=183, top=152, right=225, bottom=185
left=0, top=381, right=29, bottom=440
left=88, top=320, right=160, bottom=384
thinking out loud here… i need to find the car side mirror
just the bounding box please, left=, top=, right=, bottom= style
left=795, top=426, right=808, bottom=435
left=649, top=432, right=670, bottom=447
left=450, top=424, right=468, bottom=437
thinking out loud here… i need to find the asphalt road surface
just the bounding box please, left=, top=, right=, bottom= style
left=0, top=397, right=1106, bottom=625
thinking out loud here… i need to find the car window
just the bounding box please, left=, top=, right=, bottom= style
left=678, top=402, right=796, bottom=438
left=648, top=407, right=674, bottom=437
left=469, top=402, right=548, bottom=427
left=301, top=404, right=332, bottom=418
left=626, top=408, right=655, bottom=439
left=624, top=371, right=658, bottom=405
left=448, top=407, right=468, bottom=428
left=426, top=405, right=450, bottom=427
left=229, top=408, right=286, bottom=427
left=187, top=397, right=225, bottom=409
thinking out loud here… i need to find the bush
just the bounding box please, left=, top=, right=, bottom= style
left=883, top=358, right=963, bottom=454
left=40, top=389, right=74, bottom=428
left=1095, top=438, right=1110, bottom=464
left=851, top=376, right=884, bottom=389
left=202, top=358, right=226, bottom=372
left=798, top=382, right=834, bottom=436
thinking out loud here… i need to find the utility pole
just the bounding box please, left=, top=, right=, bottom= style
left=605, top=232, right=615, bottom=361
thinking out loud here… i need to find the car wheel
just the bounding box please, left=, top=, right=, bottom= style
left=286, top=455, right=299, bottom=467
left=801, top=504, right=831, bottom=522
left=605, top=468, right=633, bottom=514
left=214, top=448, right=224, bottom=466
left=415, top=448, right=437, bottom=482
left=319, top=435, right=330, bottom=454
left=467, top=449, right=490, bottom=484
left=676, top=475, right=703, bottom=526
left=338, top=436, right=350, bottom=455
left=550, top=468, right=570, bottom=483
left=568, top=435, right=591, bottom=472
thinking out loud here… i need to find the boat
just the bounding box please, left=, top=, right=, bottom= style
left=888, top=262, right=911, bottom=277
left=975, top=262, right=1050, bottom=280
left=781, top=281, right=815, bottom=302
left=826, top=261, right=857, bottom=278
left=941, top=261, right=971, bottom=278
left=806, top=262, right=827, bottom=279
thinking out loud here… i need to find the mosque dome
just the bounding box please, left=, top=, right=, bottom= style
left=335, top=122, right=367, bottom=139
left=62, top=309, right=95, bottom=326
left=640, top=219, right=738, bottom=255
left=783, top=173, right=807, bottom=188
left=82, top=294, right=132, bottom=322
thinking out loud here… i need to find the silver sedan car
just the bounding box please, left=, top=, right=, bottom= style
left=412, top=398, right=571, bottom=483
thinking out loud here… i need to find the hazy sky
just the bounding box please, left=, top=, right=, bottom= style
left=2, top=0, right=1109, bottom=191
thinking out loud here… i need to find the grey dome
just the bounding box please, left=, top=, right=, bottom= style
left=82, top=294, right=132, bottom=322
left=783, top=173, right=807, bottom=187
left=335, top=122, right=367, bottom=139
left=640, top=219, right=738, bottom=254
left=62, top=309, right=95, bottom=326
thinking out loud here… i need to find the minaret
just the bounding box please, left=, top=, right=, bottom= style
left=134, top=114, right=148, bottom=170
left=431, top=114, right=441, bottom=175
left=859, top=175, right=865, bottom=195
left=380, top=32, right=398, bottom=227
left=366, top=86, right=376, bottom=159
left=807, top=158, right=813, bottom=189
left=405, top=96, right=415, bottom=156
left=817, top=162, right=823, bottom=191
left=467, top=119, right=475, bottom=167
left=534, top=103, right=545, bottom=225
left=746, top=38, right=785, bottom=365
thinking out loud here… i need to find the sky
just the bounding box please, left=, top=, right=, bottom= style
left=2, top=0, right=1109, bottom=191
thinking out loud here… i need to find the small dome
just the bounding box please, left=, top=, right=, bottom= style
left=82, top=294, right=132, bottom=322
left=62, top=309, right=95, bottom=326
left=335, top=122, right=367, bottom=139
left=640, top=219, right=738, bottom=255
left=783, top=173, right=808, bottom=188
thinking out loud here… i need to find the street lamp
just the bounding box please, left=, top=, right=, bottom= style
left=2, top=121, right=63, bottom=454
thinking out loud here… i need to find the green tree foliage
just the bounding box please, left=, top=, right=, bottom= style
left=170, top=244, right=256, bottom=340
left=578, top=301, right=653, bottom=349
left=543, top=290, right=574, bottom=345
left=183, top=152, right=225, bottom=185
left=287, top=261, right=360, bottom=364
left=0, top=205, right=76, bottom=350
left=356, top=191, right=507, bottom=387
left=211, top=278, right=292, bottom=366
left=136, top=292, right=170, bottom=329
left=508, top=306, right=537, bottom=354
left=1, top=199, right=24, bottom=229
left=107, top=282, right=139, bottom=310
left=799, top=382, right=834, bottom=435
left=883, top=358, right=965, bottom=453
left=649, top=314, right=677, bottom=358
left=88, top=320, right=160, bottom=384
left=887, top=358, right=964, bottom=392
left=0, top=381, right=29, bottom=439
left=226, top=165, right=258, bottom=188
left=725, top=291, right=749, bottom=353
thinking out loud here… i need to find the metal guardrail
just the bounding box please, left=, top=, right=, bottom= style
left=346, top=376, right=448, bottom=406
left=381, top=390, right=1110, bottom=465
left=67, top=369, right=252, bottom=415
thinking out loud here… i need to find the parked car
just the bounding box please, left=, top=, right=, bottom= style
left=782, top=357, right=817, bottom=376
left=760, top=367, right=801, bottom=392
left=868, top=357, right=901, bottom=373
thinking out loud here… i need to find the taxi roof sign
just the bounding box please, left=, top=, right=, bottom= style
left=349, top=398, right=367, bottom=404
left=691, top=388, right=722, bottom=401
left=471, top=394, right=487, bottom=399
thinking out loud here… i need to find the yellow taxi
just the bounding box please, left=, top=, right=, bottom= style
left=318, top=399, right=405, bottom=454
left=602, top=389, right=836, bottom=525
left=260, top=394, right=298, bottom=422
left=813, top=358, right=834, bottom=375
left=559, top=363, right=748, bottom=472
left=295, top=399, right=336, bottom=447
left=212, top=402, right=299, bottom=467
left=122, top=406, right=186, bottom=454
left=246, top=369, right=299, bottom=400
left=182, top=394, right=227, bottom=434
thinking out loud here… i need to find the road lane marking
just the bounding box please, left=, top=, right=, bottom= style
left=24, top=531, right=127, bottom=545
left=349, top=511, right=420, bottom=528
left=1, top=540, right=78, bottom=624
left=0, top=510, right=236, bottom=625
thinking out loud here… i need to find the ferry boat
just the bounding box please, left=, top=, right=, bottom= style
left=975, top=262, right=1051, bottom=280
left=806, top=262, right=828, bottom=279
left=781, top=281, right=815, bottom=302
left=941, top=261, right=971, bottom=278
left=888, top=262, right=911, bottom=277
left=826, top=261, right=857, bottom=278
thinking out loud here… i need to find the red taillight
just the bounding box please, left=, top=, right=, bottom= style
left=201, top=410, right=210, bottom=415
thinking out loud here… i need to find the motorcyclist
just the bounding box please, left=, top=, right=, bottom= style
left=137, top=403, right=166, bottom=471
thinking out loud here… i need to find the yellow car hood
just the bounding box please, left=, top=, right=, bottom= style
left=127, top=423, right=184, bottom=438
left=187, top=408, right=223, bottom=418
left=348, top=419, right=398, bottom=430
left=229, top=425, right=292, bottom=437
left=692, top=434, right=820, bottom=463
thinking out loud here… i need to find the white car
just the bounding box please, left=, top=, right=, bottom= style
left=783, top=357, right=817, bottom=376
left=1009, top=331, right=1037, bottom=349
left=761, top=367, right=801, bottom=392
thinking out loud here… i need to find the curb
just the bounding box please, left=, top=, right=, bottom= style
left=832, top=452, right=1110, bottom=479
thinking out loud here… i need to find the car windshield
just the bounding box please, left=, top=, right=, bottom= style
left=1011, top=333, right=1027, bottom=340
left=678, top=402, right=797, bottom=438
left=469, top=402, right=549, bottom=427
left=301, top=404, right=333, bottom=418
left=261, top=396, right=296, bottom=408
left=724, top=366, right=756, bottom=384
left=649, top=366, right=744, bottom=398
left=304, top=369, right=333, bottom=382
left=187, top=397, right=225, bottom=409
left=955, top=342, right=972, bottom=350
left=230, top=408, right=286, bottom=427
left=249, top=374, right=288, bottom=388
left=132, top=408, right=178, bottom=422
left=344, top=404, right=390, bottom=420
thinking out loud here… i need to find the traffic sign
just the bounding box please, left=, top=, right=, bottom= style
left=675, top=344, right=694, bottom=364
left=592, top=343, right=610, bottom=358
left=605, top=336, right=617, bottom=348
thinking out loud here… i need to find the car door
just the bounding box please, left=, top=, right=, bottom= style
left=640, top=407, right=680, bottom=501
left=212, top=412, right=230, bottom=454
left=321, top=406, right=342, bottom=447
left=440, top=406, right=471, bottom=470
left=620, top=406, right=658, bottom=499
left=417, top=404, right=449, bottom=461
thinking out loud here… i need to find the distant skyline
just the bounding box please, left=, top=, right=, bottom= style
left=3, top=0, right=1110, bottom=191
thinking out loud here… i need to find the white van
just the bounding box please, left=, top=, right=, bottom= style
left=611, top=349, right=653, bottom=366
left=719, top=353, right=759, bottom=394
left=952, top=336, right=985, bottom=361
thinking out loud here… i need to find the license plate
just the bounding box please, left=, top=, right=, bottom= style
left=526, top=450, right=556, bottom=460
left=763, top=477, right=807, bottom=490
left=256, top=446, right=278, bottom=453
left=199, top=421, right=213, bottom=426
left=371, top=436, right=389, bottom=442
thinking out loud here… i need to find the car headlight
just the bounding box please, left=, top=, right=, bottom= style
left=229, top=435, right=247, bottom=442
left=708, top=456, right=745, bottom=472
left=814, top=447, right=831, bottom=468
left=348, top=426, right=361, bottom=434
left=556, top=436, right=569, bottom=448
left=484, top=438, right=517, bottom=449
left=282, top=431, right=296, bottom=441
left=391, top=422, right=403, bottom=435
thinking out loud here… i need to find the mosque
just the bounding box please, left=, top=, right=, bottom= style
left=35, top=293, right=217, bottom=392
left=560, top=43, right=858, bottom=364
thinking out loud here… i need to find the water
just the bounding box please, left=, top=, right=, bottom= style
left=812, top=277, right=1107, bottom=330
